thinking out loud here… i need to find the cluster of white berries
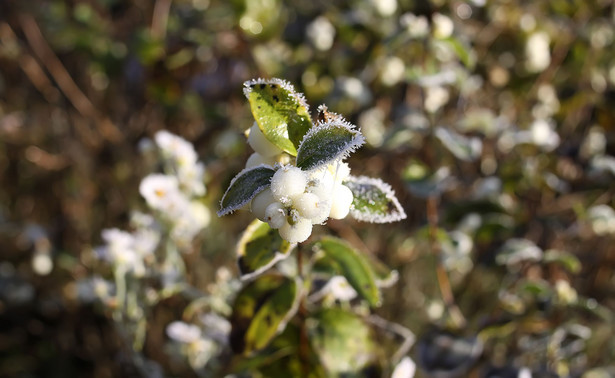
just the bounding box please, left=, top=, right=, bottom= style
left=245, top=123, right=355, bottom=243
left=258, top=174, right=353, bottom=246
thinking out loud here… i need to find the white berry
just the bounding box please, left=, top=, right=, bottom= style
left=251, top=189, right=275, bottom=221
left=246, top=152, right=276, bottom=169
left=247, top=122, right=282, bottom=157
left=329, top=184, right=353, bottom=219
left=270, top=166, right=307, bottom=202
left=264, top=202, right=287, bottom=229
left=279, top=217, right=313, bottom=243
left=295, top=192, right=330, bottom=224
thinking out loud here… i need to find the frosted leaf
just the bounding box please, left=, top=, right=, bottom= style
left=345, top=176, right=406, bottom=223
left=496, top=238, right=543, bottom=266
left=296, top=118, right=365, bottom=171
left=218, top=165, right=275, bottom=216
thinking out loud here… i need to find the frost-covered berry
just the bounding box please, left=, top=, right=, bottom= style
left=251, top=189, right=276, bottom=221
left=264, top=202, right=287, bottom=229
left=329, top=184, right=353, bottom=219
left=279, top=217, right=313, bottom=243
left=247, top=122, right=282, bottom=157
left=295, top=192, right=330, bottom=224
left=271, top=166, right=307, bottom=202
left=245, top=152, right=276, bottom=169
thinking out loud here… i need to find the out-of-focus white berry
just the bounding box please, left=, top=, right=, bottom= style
left=307, top=16, right=336, bottom=51
left=264, top=202, right=287, bottom=229
left=251, top=189, right=276, bottom=221
left=329, top=184, right=353, bottom=219
left=139, top=174, right=180, bottom=211
left=155, top=130, right=198, bottom=166
left=391, top=356, right=416, bottom=378
left=270, top=166, right=307, bottom=202
left=166, top=321, right=202, bottom=344
left=432, top=13, right=454, bottom=39
left=279, top=217, right=313, bottom=243
left=246, top=152, right=276, bottom=168
left=247, top=122, right=282, bottom=157
left=295, top=192, right=330, bottom=224
left=526, top=31, right=551, bottom=73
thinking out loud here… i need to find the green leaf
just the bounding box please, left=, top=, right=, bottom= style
left=312, top=250, right=398, bottom=289
left=230, top=274, right=301, bottom=356
left=296, top=118, right=365, bottom=171
left=404, top=166, right=456, bottom=199
left=316, top=237, right=381, bottom=307
left=435, top=127, right=482, bottom=162
left=237, top=220, right=293, bottom=280
left=344, top=175, right=407, bottom=223
left=218, top=165, right=275, bottom=216
left=243, top=78, right=312, bottom=155
left=308, top=308, right=379, bottom=375
left=440, top=36, right=476, bottom=69
left=544, top=249, right=582, bottom=274
left=233, top=323, right=327, bottom=377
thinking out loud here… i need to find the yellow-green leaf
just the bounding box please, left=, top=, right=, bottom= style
left=308, top=308, right=379, bottom=375
left=243, top=78, right=312, bottom=155
left=230, top=274, right=300, bottom=356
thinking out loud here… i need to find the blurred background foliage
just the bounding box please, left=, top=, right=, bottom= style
left=1, top=0, right=615, bottom=376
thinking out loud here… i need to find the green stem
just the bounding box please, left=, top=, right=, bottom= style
left=297, top=244, right=310, bottom=378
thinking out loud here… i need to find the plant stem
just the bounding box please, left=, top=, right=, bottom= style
left=297, top=244, right=310, bottom=378
left=427, top=196, right=466, bottom=328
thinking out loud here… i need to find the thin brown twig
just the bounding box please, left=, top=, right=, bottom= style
left=151, top=0, right=173, bottom=40
left=18, top=13, right=123, bottom=143
left=0, top=22, right=59, bottom=103
left=427, top=196, right=466, bottom=329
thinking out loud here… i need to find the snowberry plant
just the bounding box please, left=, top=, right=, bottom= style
left=218, top=78, right=411, bottom=376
